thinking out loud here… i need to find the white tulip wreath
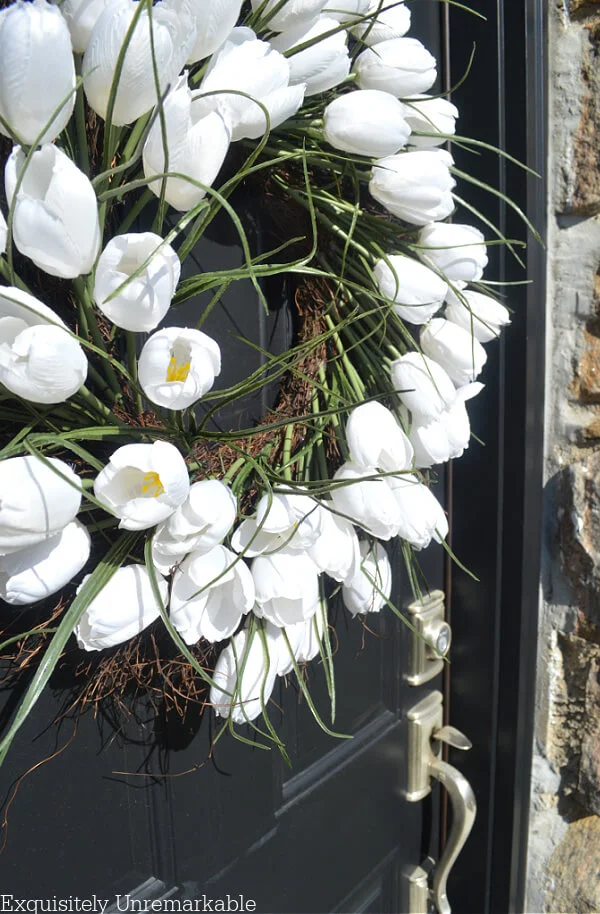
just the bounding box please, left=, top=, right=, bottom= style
left=0, top=0, right=534, bottom=763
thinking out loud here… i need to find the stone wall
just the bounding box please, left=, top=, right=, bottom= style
left=526, top=2, right=600, bottom=911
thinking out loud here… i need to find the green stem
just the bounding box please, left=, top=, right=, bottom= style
left=126, top=331, right=143, bottom=415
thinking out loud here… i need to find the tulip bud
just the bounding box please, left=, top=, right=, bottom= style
left=252, top=552, right=320, bottom=628
left=342, top=541, right=392, bottom=616
left=353, top=38, right=436, bottom=98
left=74, top=564, right=168, bottom=651
left=345, top=401, right=414, bottom=471
left=370, top=150, right=455, bottom=225
left=58, top=0, right=112, bottom=54
left=94, top=233, right=180, bottom=332
left=170, top=546, right=255, bottom=644
left=390, top=351, right=457, bottom=421
left=0, top=520, right=91, bottom=606
left=250, top=0, right=327, bottom=31
left=232, top=490, right=325, bottom=558
left=404, top=95, right=459, bottom=148
left=94, top=441, right=190, bottom=531
left=418, top=222, right=488, bottom=284
left=210, top=626, right=277, bottom=723
left=330, top=461, right=401, bottom=540
left=323, top=0, right=370, bottom=21
left=5, top=144, right=101, bottom=279
left=389, top=474, right=448, bottom=549
left=138, top=326, right=221, bottom=412
left=187, top=0, right=243, bottom=64
left=405, top=382, right=483, bottom=468
left=0, top=455, right=82, bottom=556
left=0, top=0, right=76, bottom=146
left=270, top=17, right=350, bottom=97
left=420, top=318, right=487, bottom=387
left=308, top=507, right=361, bottom=582
left=445, top=288, right=511, bottom=343
left=352, top=0, right=411, bottom=45
left=374, top=253, right=448, bottom=324
left=323, top=90, right=410, bottom=158
left=0, top=286, right=87, bottom=404
left=83, top=0, right=196, bottom=125
left=266, top=608, right=326, bottom=675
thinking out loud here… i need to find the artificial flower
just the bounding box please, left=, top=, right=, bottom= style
left=369, top=149, right=456, bottom=225
left=322, top=0, right=370, bottom=22
left=404, top=382, right=483, bottom=468
left=137, top=326, right=221, bottom=410
left=420, top=317, right=487, bottom=386
left=142, top=75, right=231, bottom=212
left=266, top=608, right=326, bottom=675
left=5, top=144, right=101, bottom=279
left=252, top=551, right=321, bottom=627
left=351, top=0, right=411, bottom=45
left=0, top=0, right=75, bottom=145
left=270, top=17, right=350, bottom=97
left=445, top=288, right=511, bottom=343
left=151, top=479, right=237, bottom=574
left=418, top=222, right=488, bottom=284
left=0, top=208, right=6, bottom=254
left=231, top=490, right=325, bottom=558
left=187, top=0, right=243, bottom=64
left=249, top=0, right=327, bottom=31
left=342, top=540, right=392, bottom=616
left=0, top=520, right=90, bottom=606
left=389, top=474, right=449, bottom=548
left=390, top=351, right=456, bottom=421
left=94, top=441, right=190, bottom=531
left=308, top=507, right=361, bottom=582
left=0, top=455, right=82, bottom=556
left=210, top=625, right=277, bottom=723
left=0, top=286, right=87, bottom=404
left=82, top=0, right=196, bottom=125
left=74, top=564, right=168, bottom=651
left=322, top=89, right=411, bottom=158
left=94, top=232, right=180, bottom=332
left=374, top=253, right=448, bottom=324
left=345, top=401, right=413, bottom=471
left=353, top=37, right=436, bottom=97
left=58, top=0, right=112, bottom=53
left=404, top=95, right=459, bottom=148
left=330, top=461, right=401, bottom=540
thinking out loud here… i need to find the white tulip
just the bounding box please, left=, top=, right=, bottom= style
left=197, top=34, right=305, bottom=142
left=151, top=479, right=236, bottom=574
left=74, top=564, right=168, bottom=651
left=405, top=382, right=483, bottom=468
left=308, top=507, right=361, bottom=582
left=370, top=150, right=456, bottom=225
left=352, top=0, right=411, bottom=45
left=0, top=209, right=6, bottom=254
left=330, top=461, right=401, bottom=540
left=58, top=0, right=112, bottom=54
left=143, top=75, right=231, bottom=213
left=0, top=455, right=82, bottom=556
left=94, top=441, right=190, bottom=531
left=187, top=0, right=243, bottom=64
left=250, top=0, right=327, bottom=31
left=138, top=327, right=221, bottom=411
left=323, top=0, right=370, bottom=21
left=445, top=288, right=511, bottom=343
left=342, top=540, right=391, bottom=616
left=389, top=474, right=448, bottom=548
left=252, top=552, right=320, bottom=627
left=266, top=608, right=326, bottom=675
left=353, top=38, right=436, bottom=97
left=345, top=401, right=413, bottom=471
left=93, top=233, right=180, bottom=332
left=5, top=144, right=100, bottom=279
left=420, top=317, right=487, bottom=387
left=404, top=95, right=459, bottom=148
left=418, top=222, right=488, bottom=284
left=390, top=351, right=456, bottom=421
left=0, top=0, right=75, bottom=146
left=323, top=89, right=410, bottom=157
left=0, top=286, right=87, bottom=404
left=0, top=520, right=90, bottom=606
left=270, top=17, right=350, bottom=97
left=210, top=626, right=277, bottom=723
left=170, top=545, right=255, bottom=644
left=83, top=0, right=196, bottom=125
left=232, top=490, right=325, bottom=558
left=374, top=254, right=448, bottom=324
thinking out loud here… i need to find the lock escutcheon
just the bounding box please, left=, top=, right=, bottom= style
left=405, top=591, right=452, bottom=686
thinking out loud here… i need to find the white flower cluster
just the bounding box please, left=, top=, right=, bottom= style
left=0, top=0, right=512, bottom=729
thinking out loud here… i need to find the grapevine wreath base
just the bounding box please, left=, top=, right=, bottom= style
left=0, top=0, right=532, bottom=764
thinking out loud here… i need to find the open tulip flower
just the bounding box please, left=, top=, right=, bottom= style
left=138, top=326, right=221, bottom=410
left=210, top=626, right=277, bottom=724
left=232, top=490, right=325, bottom=558
left=94, top=233, right=181, bottom=332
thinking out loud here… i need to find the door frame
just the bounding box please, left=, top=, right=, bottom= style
left=445, top=1, right=547, bottom=912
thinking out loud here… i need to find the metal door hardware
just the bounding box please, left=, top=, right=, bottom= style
left=405, top=591, right=452, bottom=686
left=405, top=691, right=477, bottom=914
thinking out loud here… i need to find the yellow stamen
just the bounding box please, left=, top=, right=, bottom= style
left=141, top=471, right=164, bottom=498
left=166, top=355, right=191, bottom=383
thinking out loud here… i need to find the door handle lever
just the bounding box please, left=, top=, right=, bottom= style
left=405, top=692, right=477, bottom=914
